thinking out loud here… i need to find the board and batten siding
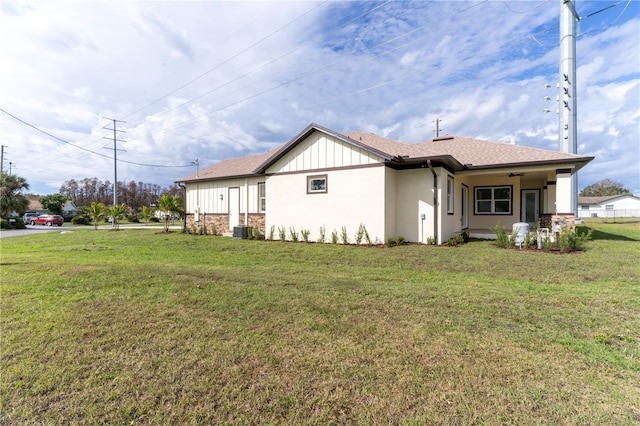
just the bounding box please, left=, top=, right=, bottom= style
left=185, top=177, right=264, bottom=215
left=269, top=130, right=382, bottom=174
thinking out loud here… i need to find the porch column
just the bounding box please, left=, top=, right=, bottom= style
left=555, top=170, right=573, bottom=213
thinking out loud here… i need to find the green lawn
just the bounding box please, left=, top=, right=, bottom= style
left=1, top=221, right=639, bottom=425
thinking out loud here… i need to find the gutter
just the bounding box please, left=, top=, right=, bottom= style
left=427, top=160, right=438, bottom=245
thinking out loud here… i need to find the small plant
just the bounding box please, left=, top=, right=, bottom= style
left=253, top=226, right=261, bottom=240
left=340, top=226, right=349, bottom=245
left=71, top=215, right=89, bottom=225
left=355, top=223, right=365, bottom=245
left=331, top=229, right=338, bottom=244
left=396, top=235, right=405, bottom=245
left=301, top=228, right=311, bottom=243
left=492, top=223, right=515, bottom=249
left=386, top=236, right=396, bottom=246
left=268, top=225, right=276, bottom=241
left=289, top=227, right=299, bottom=242
left=278, top=226, right=287, bottom=241
left=364, top=227, right=372, bottom=246
left=558, top=227, right=592, bottom=253
left=446, top=234, right=465, bottom=246
left=317, top=226, right=326, bottom=243
left=247, top=226, right=254, bottom=240
left=426, top=236, right=435, bottom=245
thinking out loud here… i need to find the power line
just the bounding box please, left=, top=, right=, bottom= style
left=0, top=108, right=192, bottom=168
left=123, top=1, right=329, bottom=120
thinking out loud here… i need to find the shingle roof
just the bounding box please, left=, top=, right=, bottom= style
left=578, top=195, right=637, bottom=205
left=177, top=124, right=594, bottom=183
left=414, top=135, right=591, bottom=169
left=178, top=149, right=275, bottom=182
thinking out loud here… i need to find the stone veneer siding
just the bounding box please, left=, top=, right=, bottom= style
left=185, top=213, right=266, bottom=237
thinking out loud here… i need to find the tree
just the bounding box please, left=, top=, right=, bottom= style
left=108, top=204, right=127, bottom=230
left=87, top=202, right=105, bottom=230
left=579, top=179, right=632, bottom=197
left=139, top=205, right=155, bottom=225
left=39, top=193, right=69, bottom=215
left=0, top=173, right=30, bottom=217
left=157, top=194, right=182, bottom=233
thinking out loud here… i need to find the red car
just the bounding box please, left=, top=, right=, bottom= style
left=30, top=214, right=64, bottom=226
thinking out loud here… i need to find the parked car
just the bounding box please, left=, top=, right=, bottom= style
left=30, top=215, right=64, bottom=226
left=23, top=212, right=39, bottom=223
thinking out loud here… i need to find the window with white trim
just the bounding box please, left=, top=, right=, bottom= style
left=605, top=204, right=614, bottom=210
left=474, top=186, right=512, bottom=215
left=447, top=176, right=454, bottom=214
left=258, top=182, right=266, bottom=212
left=307, top=175, right=327, bottom=194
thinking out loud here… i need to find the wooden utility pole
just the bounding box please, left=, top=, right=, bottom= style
left=103, top=118, right=126, bottom=206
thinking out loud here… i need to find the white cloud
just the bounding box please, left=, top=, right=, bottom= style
left=1, top=1, right=638, bottom=195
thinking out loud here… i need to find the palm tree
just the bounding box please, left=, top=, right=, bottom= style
left=87, top=202, right=105, bottom=230
left=0, top=173, right=30, bottom=218
left=157, top=194, right=181, bottom=233
left=139, top=205, right=155, bottom=225
left=108, top=204, right=127, bottom=230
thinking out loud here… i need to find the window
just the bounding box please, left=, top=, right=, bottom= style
left=581, top=205, right=589, bottom=210
left=307, top=175, right=327, bottom=194
left=605, top=204, right=614, bottom=210
left=474, top=186, right=512, bottom=215
left=258, top=182, right=266, bottom=212
left=447, top=176, right=454, bottom=214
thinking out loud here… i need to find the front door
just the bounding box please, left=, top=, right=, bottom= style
left=521, top=189, right=539, bottom=227
left=228, top=187, right=240, bottom=231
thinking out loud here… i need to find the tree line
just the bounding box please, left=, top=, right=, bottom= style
left=59, top=177, right=182, bottom=210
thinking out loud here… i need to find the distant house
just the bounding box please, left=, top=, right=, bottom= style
left=578, top=195, right=640, bottom=218
left=176, top=123, right=593, bottom=244
left=62, top=201, right=78, bottom=218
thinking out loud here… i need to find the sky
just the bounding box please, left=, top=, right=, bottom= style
left=1, top=0, right=638, bottom=196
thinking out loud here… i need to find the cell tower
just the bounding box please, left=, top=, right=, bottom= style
left=559, top=0, right=579, bottom=215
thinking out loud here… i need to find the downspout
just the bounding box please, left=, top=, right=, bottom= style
left=427, top=160, right=438, bottom=244
left=244, top=178, right=249, bottom=227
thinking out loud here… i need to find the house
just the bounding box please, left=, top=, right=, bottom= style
left=578, top=195, right=640, bottom=218
left=176, top=123, right=593, bottom=244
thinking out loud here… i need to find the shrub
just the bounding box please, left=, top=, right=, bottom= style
left=71, top=215, right=89, bottom=225
left=331, top=229, right=338, bottom=244
left=289, top=227, right=299, bottom=242
left=317, top=226, right=326, bottom=243
left=300, top=228, right=310, bottom=243
left=247, top=226, right=254, bottom=240
left=558, top=228, right=592, bottom=253
left=340, top=226, right=349, bottom=245
left=426, top=236, right=435, bottom=245
left=387, top=236, right=396, bottom=246
left=355, top=223, right=365, bottom=245
left=396, top=235, right=405, bottom=245
left=278, top=226, right=286, bottom=241
left=0, top=219, right=11, bottom=230
left=492, top=223, right=516, bottom=248
left=150, top=217, right=160, bottom=223
left=268, top=225, right=275, bottom=241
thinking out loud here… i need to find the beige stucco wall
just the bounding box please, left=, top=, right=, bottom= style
left=395, top=168, right=437, bottom=243
left=265, top=165, right=387, bottom=243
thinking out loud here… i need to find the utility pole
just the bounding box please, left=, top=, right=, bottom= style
left=103, top=118, right=126, bottom=206
left=559, top=0, right=579, bottom=215
left=9, top=161, right=14, bottom=175
left=192, top=158, right=200, bottom=178
left=433, top=119, right=443, bottom=138
left=0, top=145, right=4, bottom=174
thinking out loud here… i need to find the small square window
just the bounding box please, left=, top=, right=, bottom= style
left=307, top=175, right=327, bottom=194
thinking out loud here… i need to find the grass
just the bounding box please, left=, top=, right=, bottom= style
left=1, top=221, right=639, bottom=425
